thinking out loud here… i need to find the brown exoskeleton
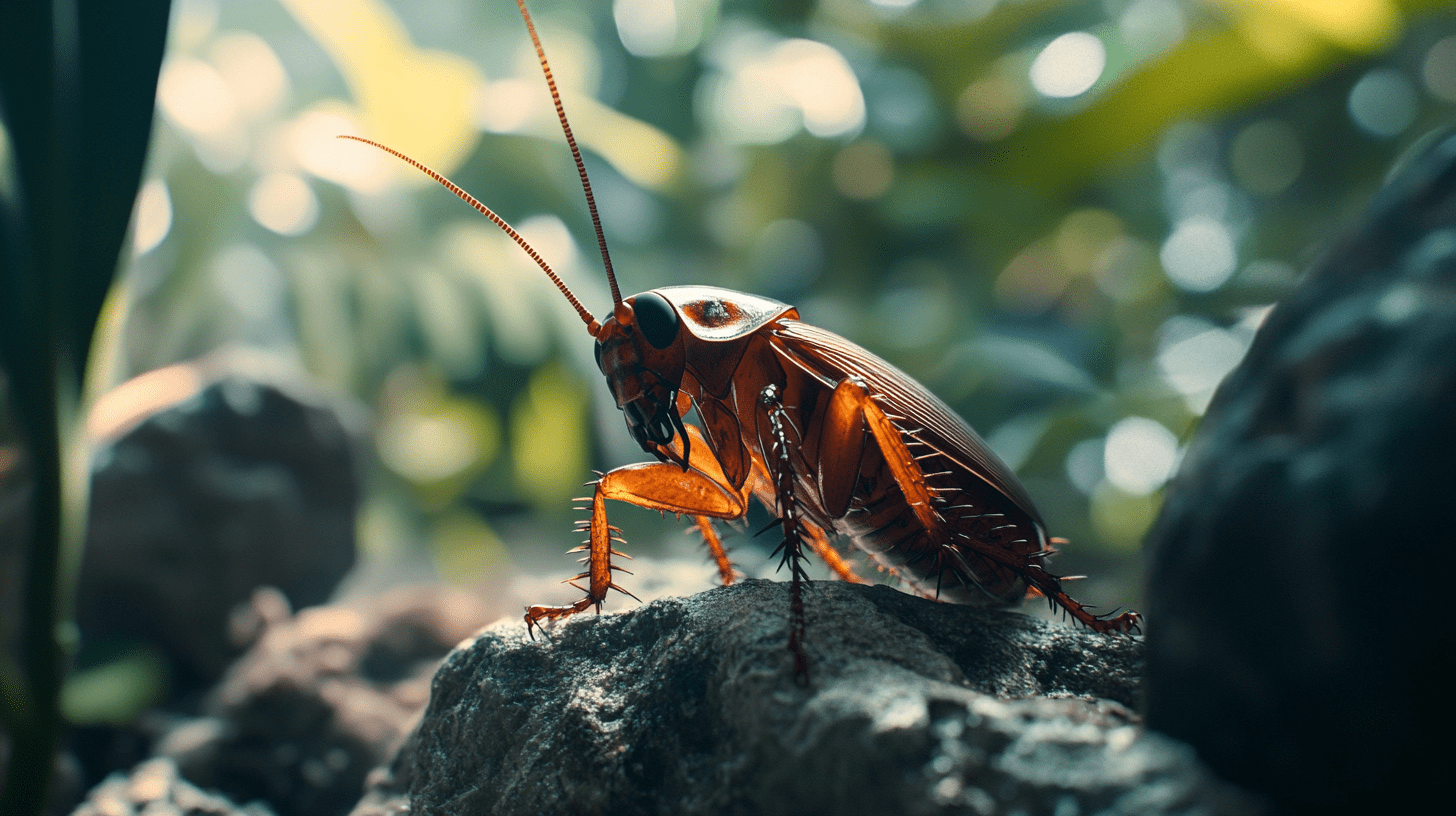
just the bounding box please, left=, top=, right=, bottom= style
left=345, top=0, right=1139, bottom=677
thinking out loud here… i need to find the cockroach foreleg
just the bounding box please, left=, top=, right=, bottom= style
left=526, top=485, right=623, bottom=637
left=524, top=457, right=749, bottom=636
left=759, top=384, right=811, bottom=683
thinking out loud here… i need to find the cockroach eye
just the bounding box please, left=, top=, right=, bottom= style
left=593, top=340, right=604, bottom=371
left=634, top=291, right=679, bottom=350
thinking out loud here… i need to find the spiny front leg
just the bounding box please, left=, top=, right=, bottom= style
left=759, top=384, right=810, bottom=683
left=524, top=453, right=749, bottom=636
left=524, top=483, right=634, bottom=637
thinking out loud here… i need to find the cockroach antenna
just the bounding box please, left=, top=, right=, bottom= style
left=339, top=2, right=623, bottom=331
left=338, top=135, right=602, bottom=336
left=513, top=0, right=621, bottom=306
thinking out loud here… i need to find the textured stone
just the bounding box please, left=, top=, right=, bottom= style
left=401, top=580, right=1262, bottom=816
left=1143, top=131, right=1456, bottom=812
left=155, top=586, right=495, bottom=816
left=76, top=376, right=359, bottom=692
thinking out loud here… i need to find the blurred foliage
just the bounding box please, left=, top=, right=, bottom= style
left=1, top=1, right=172, bottom=810
left=102, top=0, right=1456, bottom=617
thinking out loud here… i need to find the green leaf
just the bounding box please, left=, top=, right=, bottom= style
left=0, top=2, right=172, bottom=814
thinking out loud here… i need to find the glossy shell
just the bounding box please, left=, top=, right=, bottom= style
left=649, top=286, right=795, bottom=342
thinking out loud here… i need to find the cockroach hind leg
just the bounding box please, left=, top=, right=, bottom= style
left=1021, top=565, right=1141, bottom=635
left=1095, top=608, right=1142, bottom=635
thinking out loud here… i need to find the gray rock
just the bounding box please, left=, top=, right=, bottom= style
left=1143, top=131, right=1456, bottom=812
left=401, top=580, right=1262, bottom=816
left=77, top=376, right=359, bottom=692
left=157, top=586, right=495, bottom=816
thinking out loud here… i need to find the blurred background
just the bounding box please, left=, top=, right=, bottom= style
left=90, top=0, right=1456, bottom=618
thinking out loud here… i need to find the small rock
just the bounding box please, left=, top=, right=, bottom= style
left=69, top=757, right=273, bottom=816
left=158, top=586, right=495, bottom=816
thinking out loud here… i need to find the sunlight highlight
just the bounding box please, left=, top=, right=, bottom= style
left=209, top=32, right=289, bottom=119
left=279, top=0, right=481, bottom=181
left=1160, top=216, right=1236, bottom=292
left=132, top=179, right=172, bottom=256
left=704, top=28, right=865, bottom=144
left=248, top=172, right=319, bottom=235
left=1103, top=417, right=1179, bottom=496
left=1030, top=33, right=1106, bottom=99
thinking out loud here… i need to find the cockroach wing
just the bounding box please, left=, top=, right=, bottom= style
left=655, top=286, right=797, bottom=342
left=769, top=319, right=1046, bottom=530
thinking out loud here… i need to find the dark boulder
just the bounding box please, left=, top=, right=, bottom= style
left=1143, top=131, right=1456, bottom=812
left=77, top=375, right=360, bottom=695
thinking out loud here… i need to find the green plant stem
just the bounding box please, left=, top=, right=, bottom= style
left=1, top=372, right=66, bottom=816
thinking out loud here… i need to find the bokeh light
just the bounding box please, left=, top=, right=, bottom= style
left=615, top=0, right=680, bottom=57
left=131, top=180, right=172, bottom=257
left=208, top=32, right=289, bottom=120
left=701, top=27, right=865, bottom=144
left=248, top=172, right=319, bottom=236
left=1348, top=68, right=1419, bottom=137
left=379, top=408, right=495, bottom=484
left=1064, top=438, right=1105, bottom=496
left=1103, top=417, right=1179, bottom=497
left=1156, top=315, right=1252, bottom=414
left=1160, top=216, right=1237, bottom=292
left=1423, top=36, right=1456, bottom=101
left=1118, top=0, right=1186, bottom=56
left=613, top=0, right=710, bottom=58
left=1229, top=119, right=1303, bottom=196
left=156, top=55, right=247, bottom=171
left=956, top=76, right=1025, bottom=142
left=1030, top=33, right=1106, bottom=99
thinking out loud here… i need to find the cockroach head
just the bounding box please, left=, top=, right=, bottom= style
left=594, top=292, right=690, bottom=467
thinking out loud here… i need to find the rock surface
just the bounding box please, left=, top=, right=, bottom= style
left=153, top=586, right=495, bottom=816
left=76, top=376, right=360, bottom=693
left=1143, top=131, right=1456, bottom=812
left=396, top=580, right=1262, bottom=816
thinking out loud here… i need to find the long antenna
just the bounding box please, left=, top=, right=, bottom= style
left=338, top=135, right=601, bottom=337
left=515, top=0, right=622, bottom=306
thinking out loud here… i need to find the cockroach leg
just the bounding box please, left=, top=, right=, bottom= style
left=693, top=515, right=737, bottom=586
left=525, top=438, right=749, bottom=635
left=820, top=379, right=952, bottom=547
left=760, top=384, right=811, bottom=684
left=802, top=519, right=867, bottom=585
left=1020, top=564, right=1142, bottom=634
left=525, top=486, right=619, bottom=637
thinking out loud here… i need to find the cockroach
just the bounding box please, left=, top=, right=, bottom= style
left=345, top=0, right=1139, bottom=676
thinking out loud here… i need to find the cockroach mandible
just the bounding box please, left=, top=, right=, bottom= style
left=345, top=0, right=1139, bottom=676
